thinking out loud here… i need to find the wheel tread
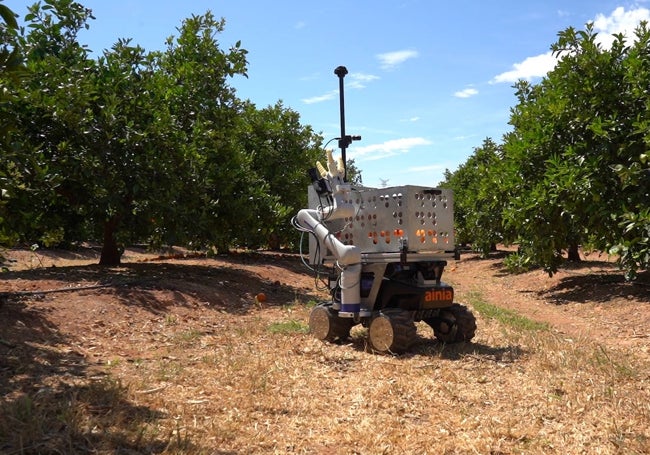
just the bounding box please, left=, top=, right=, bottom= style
left=369, top=308, right=416, bottom=353
left=309, top=304, right=352, bottom=341
left=425, top=303, right=476, bottom=343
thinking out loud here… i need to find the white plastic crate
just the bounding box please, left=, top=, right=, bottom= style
left=308, top=185, right=455, bottom=264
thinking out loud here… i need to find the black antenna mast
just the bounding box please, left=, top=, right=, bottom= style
left=334, top=65, right=361, bottom=182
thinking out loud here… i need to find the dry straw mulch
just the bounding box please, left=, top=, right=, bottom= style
left=0, top=247, right=648, bottom=454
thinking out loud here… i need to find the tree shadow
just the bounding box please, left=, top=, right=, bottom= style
left=35, top=245, right=103, bottom=261
left=0, top=252, right=319, bottom=452
left=410, top=337, right=526, bottom=362
left=459, top=249, right=528, bottom=277
left=108, top=262, right=324, bottom=315
left=539, top=269, right=650, bottom=304
left=460, top=249, right=511, bottom=261
left=0, top=298, right=191, bottom=453
left=0, top=254, right=324, bottom=316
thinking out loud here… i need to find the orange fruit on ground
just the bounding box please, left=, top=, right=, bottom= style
left=256, top=292, right=267, bottom=302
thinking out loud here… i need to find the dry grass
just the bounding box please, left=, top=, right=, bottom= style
left=3, top=297, right=649, bottom=454
left=1, top=248, right=648, bottom=454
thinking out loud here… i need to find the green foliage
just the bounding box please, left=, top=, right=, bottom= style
left=0, top=1, right=22, bottom=84
left=139, top=11, right=250, bottom=255
left=610, top=153, right=650, bottom=280
left=512, top=23, right=650, bottom=277
left=5, top=2, right=648, bottom=278
left=442, top=21, right=650, bottom=280
left=0, top=0, right=97, bottom=249
left=502, top=250, right=536, bottom=275
left=1, top=1, right=330, bottom=263
left=0, top=1, right=24, bottom=246
left=440, top=138, right=507, bottom=257
left=345, top=158, right=363, bottom=185
left=235, top=101, right=324, bottom=250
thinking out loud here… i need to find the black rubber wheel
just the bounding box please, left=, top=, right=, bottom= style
left=309, top=304, right=353, bottom=342
left=368, top=308, right=416, bottom=353
left=425, top=303, right=476, bottom=343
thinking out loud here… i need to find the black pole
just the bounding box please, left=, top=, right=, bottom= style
left=334, top=65, right=348, bottom=181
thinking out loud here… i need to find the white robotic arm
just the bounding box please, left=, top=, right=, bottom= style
left=294, top=151, right=364, bottom=316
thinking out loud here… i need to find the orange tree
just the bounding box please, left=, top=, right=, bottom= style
left=235, top=100, right=324, bottom=250
left=1, top=0, right=95, bottom=249
left=444, top=22, right=650, bottom=279
left=440, top=138, right=508, bottom=257
left=2, top=1, right=331, bottom=262
left=501, top=23, right=650, bottom=278
left=2, top=3, right=251, bottom=264
left=608, top=25, right=650, bottom=279
left=0, top=0, right=22, bottom=247
left=143, top=12, right=251, bottom=255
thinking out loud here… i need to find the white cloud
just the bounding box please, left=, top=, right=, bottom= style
left=491, top=52, right=558, bottom=84
left=350, top=137, right=432, bottom=161
left=303, top=72, right=377, bottom=104
left=376, top=50, right=419, bottom=70
left=454, top=87, right=479, bottom=98
left=592, top=6, right=650, bottom=48
left=400, top=116, right=420, bottom=122
left=491, top=6, right=650, bottom=84
left=302, top=90, right=337, bottom=104
left=347, top=72, right=380, bottom=89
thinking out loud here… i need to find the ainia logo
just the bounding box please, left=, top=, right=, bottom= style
left=424, top=288, right=453, bottom=302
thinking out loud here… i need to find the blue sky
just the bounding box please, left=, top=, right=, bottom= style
left=7, top=0, right=650, bottom=187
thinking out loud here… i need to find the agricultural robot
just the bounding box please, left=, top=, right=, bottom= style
left=292, top=66, right=476, bottom=353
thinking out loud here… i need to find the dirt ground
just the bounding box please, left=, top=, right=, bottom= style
left=0, top=245, right=649, bottom=453
left=0, top=247, right=325, bottom=377
left=1, top=245, right=648, bottom=366
left=447, top=249, right=650, bottom=354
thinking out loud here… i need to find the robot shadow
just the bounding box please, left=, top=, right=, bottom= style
left=410, top=338, right=526, bottom=362
left=344, top=334, right=526, bottom=362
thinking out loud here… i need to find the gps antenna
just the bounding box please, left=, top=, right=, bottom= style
left=334, top=65, right=349, bottom=181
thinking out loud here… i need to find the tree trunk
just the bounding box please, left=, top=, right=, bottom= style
left=567, top=243, right=581, bottom=262
left=268, top=232, right=281, bottom=250
left=99, top=217, right=122, bottom=266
